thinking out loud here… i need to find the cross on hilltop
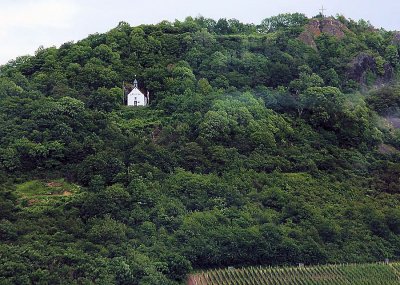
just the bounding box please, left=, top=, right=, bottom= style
left=319, top=5, right=327, bottom=18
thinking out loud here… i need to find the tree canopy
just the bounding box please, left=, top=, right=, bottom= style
left=1, top=14, right=400, bottom=284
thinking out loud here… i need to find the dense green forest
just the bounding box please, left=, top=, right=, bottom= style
left=1, top=13, right=400, bottom=284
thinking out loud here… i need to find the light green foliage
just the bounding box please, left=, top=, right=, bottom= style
left=375, top=55, right=386, bottom=75
left=259, top=13, right=308, bottom=33
left=200, top=110, right=231, bottom=142
left=14, top=179, right=79, bottom=209
left=300, top=86, right=344, bottom=125
left=385, top=44, right=400, bottom=67
left=0, top=78, right=24, bottom=98
left=16, top=179, right=79, bottom=195
left=197, top=78, right=213, bottom=95
left=289, top=67, right=325, bottom=94
left=200, top=92, right=292, bottom=151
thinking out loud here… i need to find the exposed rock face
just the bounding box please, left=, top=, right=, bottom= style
left=348, top=53, right=377, bottom=82
left=348, top=53, right=394, bottom=85
left=320, top=18, right=348, bottom=38
left=298, top=19, right=320, bottom=49
left=299, top=17, right=350, bottom=49
left=383, top=63, right=394, bottom=82
left=306, top=19, right=322, bottom=36
left=385, top=116, right=400, bottom=129
left=299, top=31, right=318, bottom=49
left=298, top=17, right=395, bottom=85
left=392, top=31, right=400, bottom=46
left=378, top=143, right=399, bottom=154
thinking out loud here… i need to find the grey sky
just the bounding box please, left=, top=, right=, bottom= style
left=1, top=0, right=399, bottom=64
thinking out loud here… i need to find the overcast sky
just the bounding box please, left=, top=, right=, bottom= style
left=1, top=0, right=399, bottom=64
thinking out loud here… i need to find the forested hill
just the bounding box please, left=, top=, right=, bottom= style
left=1, top=13, right=400, bottom=284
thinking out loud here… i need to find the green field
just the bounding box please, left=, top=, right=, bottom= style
left=189, top=262, right=400, bottom=285
left=15, top=179, right=80, bottom=209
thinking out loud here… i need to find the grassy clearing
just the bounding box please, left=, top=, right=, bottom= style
left=15, top=179, right=80, bottom=208
left=189, top=262, right=400, bottom=285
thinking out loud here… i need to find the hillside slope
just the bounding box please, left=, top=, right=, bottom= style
left=0, top=14, right=400, bottom=284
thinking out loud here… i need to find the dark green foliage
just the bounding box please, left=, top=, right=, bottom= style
left=367, top=85, right=400, bottom=114
left=0, top=14, right=400, bottom=284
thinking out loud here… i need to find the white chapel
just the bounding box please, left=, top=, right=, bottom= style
left=127, top=79, right=149, bottom=106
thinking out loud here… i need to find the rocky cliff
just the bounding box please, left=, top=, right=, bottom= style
left=299, top=18, right=395, bottom=85
left=299, top=17, right=350, bottom=49
left=348, top=52, right=394, bottom=86
left=392, top=31, right=400, bottom=46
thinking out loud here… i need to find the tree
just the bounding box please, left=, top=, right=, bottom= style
left=321, top=68, right=340, bottom=88
left=259, top=13, right=308, bottom=33
left=0, top=78, right=23, bottom=98
left=88, top=215, right=128, bottom=244
left=166, top=61, right=196, bottom=93
left=289, top=68, right=324, bottom=95
left=385, top=45, right=399, bottom=68
left=215, top=18, right=231, bottom=34
left=93, top=44, right=120, bottom=65
left=299, top=86, right=344, bottom=128
left=87, top=87, right=122, bottom=112
left=199, top=110, right=231, bottom=144
left=197, top=78, right=213, bottom=95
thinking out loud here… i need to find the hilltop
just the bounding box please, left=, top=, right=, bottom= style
left=0, top=14, right=400, bottom=284
left=299, top=17, right=350, bottom=48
